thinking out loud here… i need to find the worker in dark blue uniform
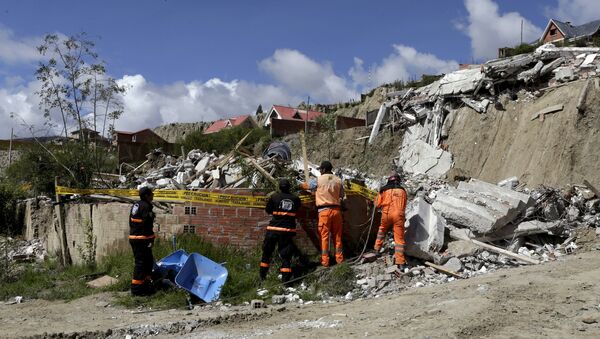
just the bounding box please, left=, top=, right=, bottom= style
left=129, top=187, right=156, bottom=296
left=259, top=178, right=302, bottom=284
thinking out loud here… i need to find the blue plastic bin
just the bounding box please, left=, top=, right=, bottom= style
left=175, top=253, right=228, bottom=303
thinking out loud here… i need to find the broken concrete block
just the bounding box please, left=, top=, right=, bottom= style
left=361, top=252, right=378, bottom=263
left=553, top=67, right=577, bottom=83
left=517, top=61, right=544, bottom=83
left=442, top=257, right=463, bottom=272
left=461, top=98, right=489, bottom=114
left=396, top=140, right=453, bottom=178
left=497, top=176, right=519, bottom=190
left=271, top=295, right=286, bottom=304
left=156, top=178, right=171, bottom=188
left=433, top=179, right=532, bottom=234
left=540, top=57, right=565, bottom=76
left=195, top=157, right=210, bottom=173
left=405, top=197, right=446, bottom=261
left=447, top=240, right=480, bottom=258
left=86, top=275, right=119, bottom=288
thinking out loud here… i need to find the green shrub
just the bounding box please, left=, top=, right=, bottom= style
left=0, top=182, right=25, bottom=236
left=179, top=126, right=270, bottom=155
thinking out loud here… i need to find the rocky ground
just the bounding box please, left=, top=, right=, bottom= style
left=3, top=247, right=600, bottom=338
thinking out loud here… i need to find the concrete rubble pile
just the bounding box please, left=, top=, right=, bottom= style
left=371, top=44, right=600, bottom=178
left=120, top=142, right=294, bottom=190
left=0, top=237, right=46, bottom=263
left=346, top=175, right=599, bottom=300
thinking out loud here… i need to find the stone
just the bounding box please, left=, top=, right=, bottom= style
left=554, top=67, right=577, bottom=83
left=95, top=301, right=109, bottom=308
left=271, top=295, right=286, bottom=305
left=442, top=257, right=463, bottom=272
left=423, top=268, right=436, bottom=276
left=447, top=240, right=480, bottom=258
left=86, top=275, right=118, bottom=289
left=385, top=266, right=398, bottom=274
left=404, top=197, right=446, bottom=261
left=361, top=253, right=378, bottom=263
left=497, top=176, right=519, bottom=190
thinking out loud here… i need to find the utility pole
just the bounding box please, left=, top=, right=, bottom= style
left=8, top=128, right=13, bottom=166
left=305, top=96, right=310, bottom=134
left=521, top=19, right=524, bottom=45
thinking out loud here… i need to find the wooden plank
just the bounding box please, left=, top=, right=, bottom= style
left=452, top=230, right=540, bottom=265
left=424, top=261, right=463, bottom=279
left=530, top=104, right=563, bottom=121
left=247, top=158, right=278, bottom=186
left=300, top=131, right=310, bottom=184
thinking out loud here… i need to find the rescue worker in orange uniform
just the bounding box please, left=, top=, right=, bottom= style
left=129, top=187, right=157, bottom=296
left=374, top=173, right=408, bottom=270
left=260, top=178, right=302, bottom=284
left=301, top=161, right=345, bottom=267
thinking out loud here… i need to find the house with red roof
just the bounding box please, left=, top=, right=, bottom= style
left=262, top=105, right=323, bottom=127
left=113, top=128, right=173, bottom=163
left=203, top=115, right=257, bottom=134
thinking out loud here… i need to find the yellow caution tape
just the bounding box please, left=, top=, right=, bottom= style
left=55, top=181, right=378, bottom=208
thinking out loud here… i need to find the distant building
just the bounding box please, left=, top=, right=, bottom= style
left=203, top=115, right=257, bottom=134
left=262, top=105, right=324, bottom=127
left=113, top=128, right=173, bottom=163
left=540, top=19, right=600, bottom=44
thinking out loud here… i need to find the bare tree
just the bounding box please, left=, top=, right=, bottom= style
left=35, top=33, right=125, bottom=145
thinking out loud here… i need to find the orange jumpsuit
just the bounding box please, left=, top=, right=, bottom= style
left=302, top=174, right=344, bottom=266
left=374, top=186, right=407, bottom=265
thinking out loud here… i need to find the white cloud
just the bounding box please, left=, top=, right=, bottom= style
left=114, top=74, right=299, bottom=132
left=0, top=26, right=41, bottom=64
left=459, top=0, right=543, bottom=61
left=349, top=45, right=459, bottom=87
left=546, top=0, right=600, bottom=24
left=259, top=49, right=357, bottom=103
left=0, top=34, right=461, bottom=138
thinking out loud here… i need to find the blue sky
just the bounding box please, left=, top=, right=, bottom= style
left=0, top=0, right=598, bottom=138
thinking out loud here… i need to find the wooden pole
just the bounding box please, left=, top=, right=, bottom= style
left=7, top=128, right=13, bottom=166
left=247, top=158, right=277, bottom=186
left=54, top=177, right=70, bottom=266
left=300, top=131, right=309, bottom=184
left=425, top=261, right=463, bottom=279
left=452, top=230, right=539, bottom=265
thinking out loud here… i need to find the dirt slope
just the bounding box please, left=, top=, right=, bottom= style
left=3, top=250, right=600, bottom=338
left=187, top=251, right=600, bottom=338
left=446, top=80, right=600, bottom=188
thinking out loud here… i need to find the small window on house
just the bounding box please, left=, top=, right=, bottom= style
left=184, top=206, right=197, bottom=215
left=183, top=225, right=196, bottom=234
left=132, top=135, right=137, bottom=142
left=550, top=28, right=557, bottom=36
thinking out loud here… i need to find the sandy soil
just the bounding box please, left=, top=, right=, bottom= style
left=3, top=250, right=600, bottom=338
left=446, top=80, right=600, bottom=188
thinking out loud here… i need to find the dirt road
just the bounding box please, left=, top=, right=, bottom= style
left=2, top=251, right=600, bottom=338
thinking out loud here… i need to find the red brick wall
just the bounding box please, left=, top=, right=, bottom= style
left=156, top=189, right=320, bottom=255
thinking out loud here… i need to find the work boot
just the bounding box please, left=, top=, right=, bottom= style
left=259, top=266, right=269, bottom=281
left=396, top=264, right=409, bottom=273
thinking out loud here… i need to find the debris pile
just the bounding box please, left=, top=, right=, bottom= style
left=122, top=142, right=294, bottom=190
left=346, top=175, right=599, bottom=300
left=0, top=237, right=46, bottom=263
left=370, top=44, right=600, bottom=178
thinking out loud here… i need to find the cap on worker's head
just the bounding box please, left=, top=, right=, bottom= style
left=278, top=178, right=291, bottom=192
left=139, top=187, right=153, bottom=199
left=387, top=173, right=401, bottom=182
left=318, top=160, right=333, bottom=172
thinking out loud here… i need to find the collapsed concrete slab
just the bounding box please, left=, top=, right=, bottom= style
left=432, top=179, right=533, bottom=234
left=396, top=139, right=453, bottom=178
left=404, top=197, right=446, bottom=261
